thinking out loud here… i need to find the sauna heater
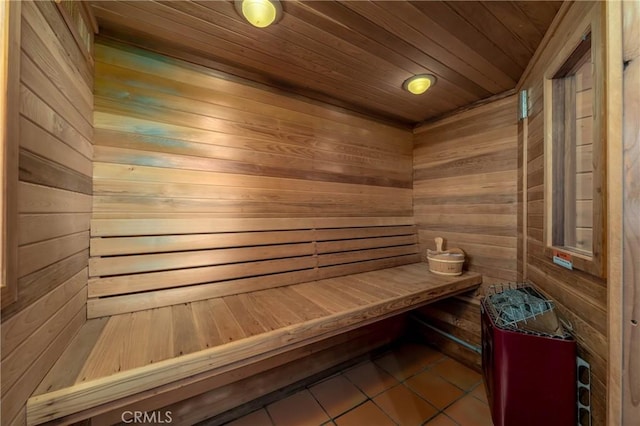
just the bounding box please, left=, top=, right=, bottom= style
left=481, top=284, right=577, bottom=426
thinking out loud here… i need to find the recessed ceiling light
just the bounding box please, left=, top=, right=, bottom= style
left=235, top=0, right=282, bottom=28
left=403, top=74, right=437, bottom=95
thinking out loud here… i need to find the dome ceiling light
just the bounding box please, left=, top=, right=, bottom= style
left=235, top=0, right=282, bottom=28
left=403, top=74, right=437, bottom=95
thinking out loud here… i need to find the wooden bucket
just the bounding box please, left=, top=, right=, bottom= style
left=426, top=238, right=465, bottom=276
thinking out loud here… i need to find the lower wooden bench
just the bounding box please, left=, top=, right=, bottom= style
left=26, top=263, right=481, bottom=425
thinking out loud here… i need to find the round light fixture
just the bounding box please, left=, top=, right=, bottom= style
left=235, top=0, right=282, bottom=28
left=403, top=74, right=436, bottom=95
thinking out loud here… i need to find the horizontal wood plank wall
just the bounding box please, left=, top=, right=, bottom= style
left=0, top=1, right=93, bottom=425
left=410, top=295, right=482, bottom=372
left=413, top=95, right=519, bottom=284
left=518, top=2, right=607, bottom=424
left=91, top=41, right=413, bottom=309
left=412, top=95, right=518, bottom=369
left=93, top=40, right=412, bottom=220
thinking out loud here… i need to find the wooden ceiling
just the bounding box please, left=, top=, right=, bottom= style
left=91, top=1, right=563, bottom=125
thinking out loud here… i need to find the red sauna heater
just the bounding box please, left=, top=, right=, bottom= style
left=481, top=284, right=577, bottom=426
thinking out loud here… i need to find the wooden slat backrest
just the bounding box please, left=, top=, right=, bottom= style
left=315, top=225, right=420, bottom=279
left=87, top=217, right=418, bottom=317
left=90, top=217, right=413, bottom=236
left=90, top=230, right=314, bottom=256
left=89, top=243, right=316, bottom=276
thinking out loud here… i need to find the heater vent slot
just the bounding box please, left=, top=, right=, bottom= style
left=577, top=357, right=592, bottom=426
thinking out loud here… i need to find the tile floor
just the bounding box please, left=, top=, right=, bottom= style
left=224, top=342, right=493, bottom=426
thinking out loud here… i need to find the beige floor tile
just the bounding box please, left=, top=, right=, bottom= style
left=226, top=408, right=273, bottom=426
left=444, top=394, right=493, bottom=426
left=373, top=383, right=438, bottom=426
left=267, top=390, right=329, bottom=426
left=424, top=413, right=460, bottom=426
left=406, top=369, right=464, bottom=409
left=309, top=375, right=367, bottom=418
left=431, top=358, right=482, bottom=390
left=334, top=401, right=395, bottom=426
left=343, top=361, right=399, bottom=397
left=374, top=343, right=443, bottom=381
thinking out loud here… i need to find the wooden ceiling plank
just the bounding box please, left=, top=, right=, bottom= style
left=192, top=1, right=403, bottom=82
left=272, top=9, right=464, bottom=114
left=288, top=2, right=475, bottom=110
left=283, top=1, right=461, bottom=119
left=146, top=1, right=392, bottom=94
left=385, top=1, right=517, bottom=91
left=182, top=1, right=467, bottom=118
left=168, top=1, right=417, bottom=102
left=150, top=2, right=444, bottom=122
left=90, top=0, right=561, bottom=124
left=444, top=1, right=531, bottom=70
left=513, top=1, right=565, bottom=36
left=298, top=1, right=485, bottom=103
left=178, top=1, right=452, bottom=116
left=482, top=1, right=545, bottom=52
left=96, top=32, right=418, bottom=128
left=92, top=2, right=424, bottom=121
left=91, top=3, right=295, bottom=76
left=285, top=1, right=424, bottom=75
left=343, top=0, right=508, bottom=94
left=411, top=1, right=524, bottom=82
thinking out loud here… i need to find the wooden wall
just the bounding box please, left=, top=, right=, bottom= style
left=410, top=294, right=483, bottom=371
left=413, top=96, right=519, bottom=284
left=518, top=2, right=607, bottom=424
left=0, top=1, right=93, bottom=425
left=93, top=40, right=412, bottom=220
left=90, top=41, right=413, bottom=307
left=622, top=0, right=639, bottom=422
left=412, top=95, right=519, bottom=369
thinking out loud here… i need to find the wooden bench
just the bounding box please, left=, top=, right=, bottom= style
left=26, top=217, right=481, bottom=424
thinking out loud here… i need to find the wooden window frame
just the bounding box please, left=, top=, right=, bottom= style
left=1, top=0, right=20, bottom=308
left=543, top=10, right=606, bottom=278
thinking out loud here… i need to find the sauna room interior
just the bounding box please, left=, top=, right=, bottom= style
left=1, top=1, right=638, bottom=425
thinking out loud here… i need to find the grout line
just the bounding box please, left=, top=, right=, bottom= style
left=264, top=407, right=276, bottom=426
left=367, top=396, right=401, bottom=426
left=396, top=378, right=446, bottom=424
left=424, top=413, right=462, bottom=426
left=306, top=381, right=339, bottom=424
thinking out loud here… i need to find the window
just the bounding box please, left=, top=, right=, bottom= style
left=544, top=25, right=605, bottom=277
left=551, top=34, right=593, bottom=254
